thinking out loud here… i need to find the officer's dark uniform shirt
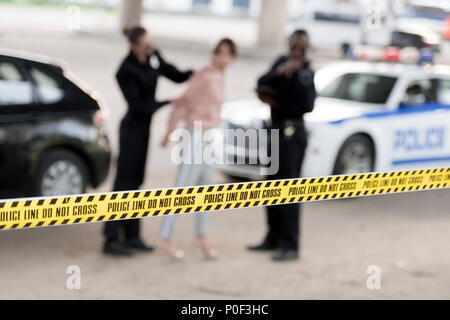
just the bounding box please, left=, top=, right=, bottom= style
left=114, top=50, right=192, bottom=190
left=257, top=56, right=316, bottom=125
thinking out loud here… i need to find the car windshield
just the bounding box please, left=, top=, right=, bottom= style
left=319, top=73, right=397, bottom=104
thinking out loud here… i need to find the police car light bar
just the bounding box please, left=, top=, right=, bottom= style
left=346, top=45, right=434, bottom=64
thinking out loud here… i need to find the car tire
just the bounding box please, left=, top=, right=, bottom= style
left=225, top=173, right=252, bottom=182
left=333, top=135, right=375, bottom=175
left=31, top=149, right=89, bottom=197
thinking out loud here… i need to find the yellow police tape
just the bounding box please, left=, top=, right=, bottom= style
left=0, top=168, right=448, bottom=230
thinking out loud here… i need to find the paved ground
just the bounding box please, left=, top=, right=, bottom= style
left=0, top=5, right=450, bottom=299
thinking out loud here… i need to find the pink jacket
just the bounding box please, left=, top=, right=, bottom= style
left=166, top=65, right=224, bottom=134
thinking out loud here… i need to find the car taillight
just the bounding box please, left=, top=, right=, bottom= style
left=94, top=110, right=104, bottom=127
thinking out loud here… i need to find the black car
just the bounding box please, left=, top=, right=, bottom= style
left=0, top=49, right=111, bottom=198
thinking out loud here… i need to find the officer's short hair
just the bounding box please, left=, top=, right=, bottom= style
left=290, top=29, right=309, bottom=40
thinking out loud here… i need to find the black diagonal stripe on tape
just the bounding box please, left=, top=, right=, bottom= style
left=96, top=216, right=105, bottom=221
left=133, top=192, right=140, bottom=198
left=165, top=189, right=173, bottom=196
left=74, top=218, right=82, bottom=223
left=11, top=201, right=19, bottom=208
left=61, top=219, right=70, bottom=225
left=85, top=217, right=94, bottom=223
left=87, top=195, right=95, bottom=202
left=99, top=195, right=106, bottom=201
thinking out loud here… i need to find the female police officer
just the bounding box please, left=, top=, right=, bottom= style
left=103, top=26, right=193, bottom=257
left=248, top=30, right=316, bottom=261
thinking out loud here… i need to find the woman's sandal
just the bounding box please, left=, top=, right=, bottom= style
left=158, top=239, right=185, bottom=260
left=195, top=237, right=219, bottom=260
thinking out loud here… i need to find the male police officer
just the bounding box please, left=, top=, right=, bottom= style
left=248, top=30, right=316, bottom=261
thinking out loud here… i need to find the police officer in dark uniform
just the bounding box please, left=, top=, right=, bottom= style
left=248, top=30, right=316, bottom=261
left=103, top=26, right=192, bottom=256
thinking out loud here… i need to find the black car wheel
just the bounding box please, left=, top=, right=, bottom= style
left=333, top=135, right=375, bottom=175
left=32, top=149, right=88, bottom=197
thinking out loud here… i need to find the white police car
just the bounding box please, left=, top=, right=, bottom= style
left=217, top=48, right=450, bottom=179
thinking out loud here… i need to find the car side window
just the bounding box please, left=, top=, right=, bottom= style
left=29, top=66, right=64, bottom=104
left=403, top=79, right=436, bottom=106
left=0, top=61, right=33, bottom=106
left=437, top=79, right=450, bottom=105
left=320, top=73, right=397, bottom=104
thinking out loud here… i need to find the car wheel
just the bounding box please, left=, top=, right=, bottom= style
left=225, top=173, right=252, bottom=182
left=333, top=135, right=375, bottom=175
left=32, top=149, right=88, bottom=197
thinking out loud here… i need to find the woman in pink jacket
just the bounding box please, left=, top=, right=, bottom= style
left=159, top=38, right=237, bottom=260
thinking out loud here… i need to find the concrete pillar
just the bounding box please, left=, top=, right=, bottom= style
left=257, top=0, right=288, bottom=47
left=120, top=0, right=143, bottom=29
